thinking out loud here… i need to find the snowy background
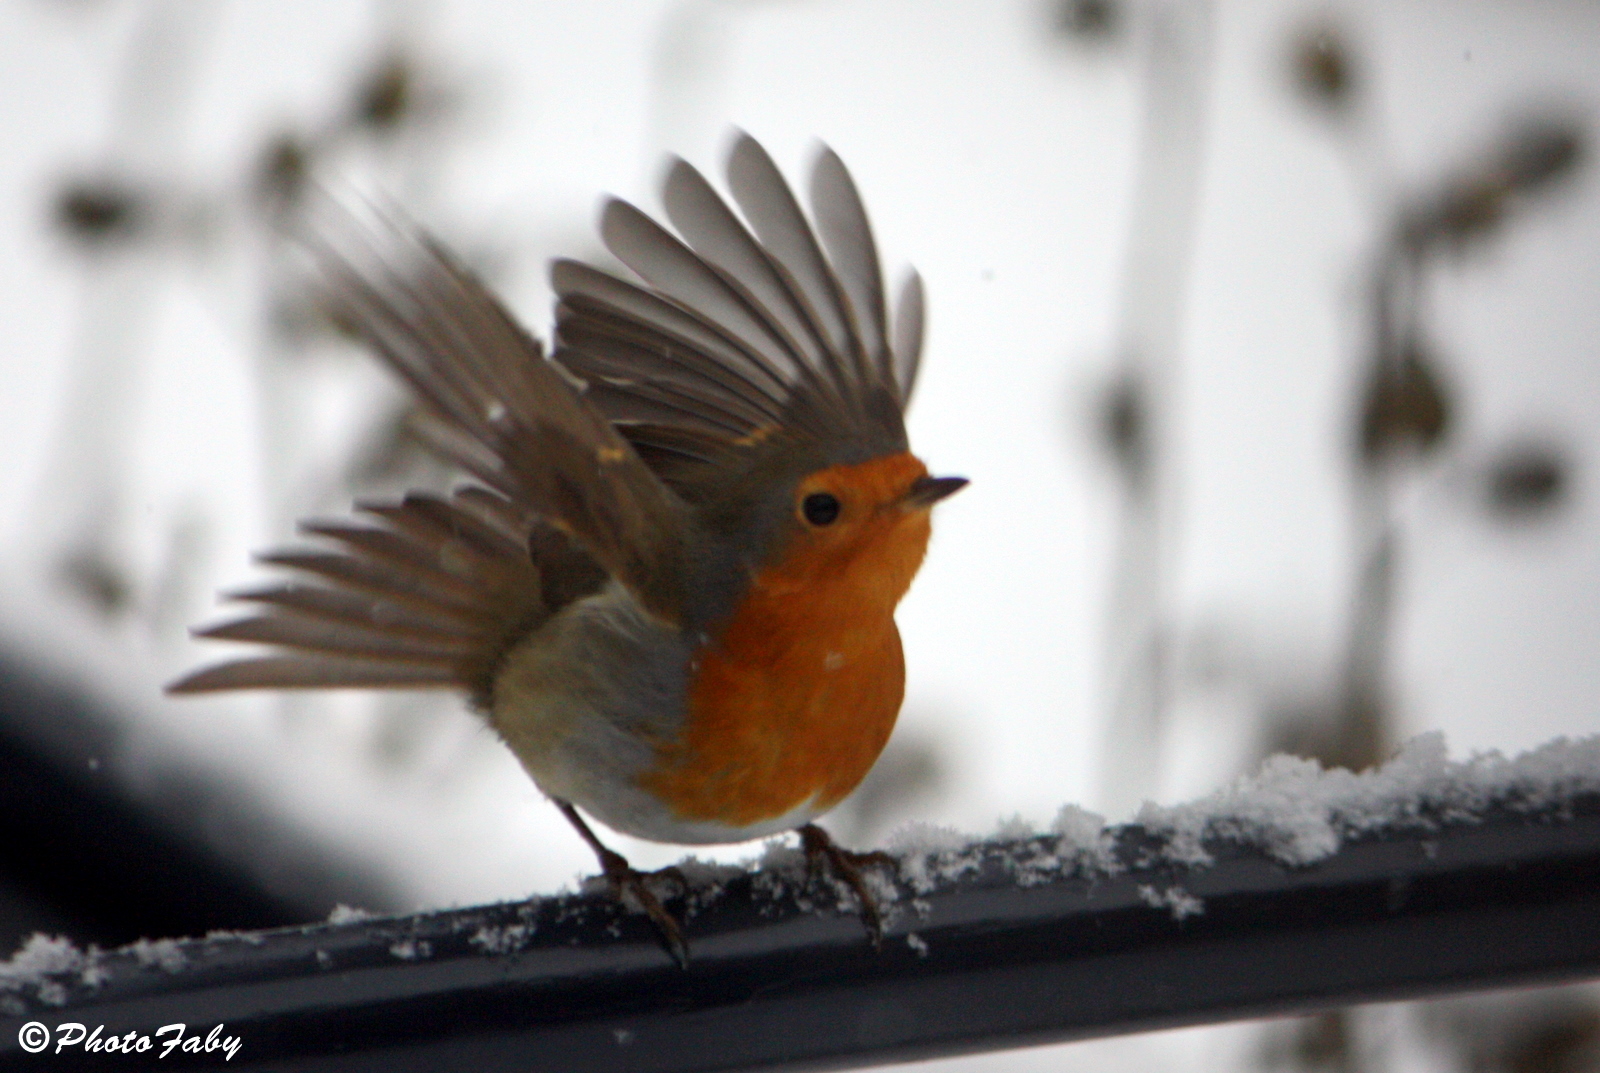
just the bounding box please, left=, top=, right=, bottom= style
left=1, top=1, right=1597, bottom=1070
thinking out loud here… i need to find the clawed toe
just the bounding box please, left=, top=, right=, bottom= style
left=600, top=852, right=690, bottom=968
left=799, top=824, right=899, bottom=946
left=560, top=801, right=692, bottom=967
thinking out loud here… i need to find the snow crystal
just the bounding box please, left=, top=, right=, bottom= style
left=882, top=808, right=1126, bottom=894
left=388, top=939, right=433, bottom=960
left=129, top=937, right=187, bottom=973
left=204, top=929, right=265, bottom=945
left=994, top=814, right=1037, bottom=840
left=0, top=934, right=104, bottom=1006
left=2, top=934, right=85, bottom=984
left=886, top=822, right=969, bottom=856
left=1136, top=732, right=1600, bottom=868
left=905, top=932, right=930, bottom=957
left=672, top=858, right=749, bottom=889
left=470, top=924, right=533, bottom=955
left=886, top=822, right=984, bottom=894
left=328, top=904, right=375, bottom=925
left=1138, top=884, right=1205, bottom=921
left=1052, top=804, right=1121, bottom=874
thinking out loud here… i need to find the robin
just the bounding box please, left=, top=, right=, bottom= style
left=170, top=133, right=966, bottom=964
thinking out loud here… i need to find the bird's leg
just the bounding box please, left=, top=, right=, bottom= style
left=557, top=801, right=690, bottom=967
left=798, top=823, right=899, bottom=947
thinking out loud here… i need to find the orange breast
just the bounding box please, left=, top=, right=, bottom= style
left=639, top=453, right=932, bottom=829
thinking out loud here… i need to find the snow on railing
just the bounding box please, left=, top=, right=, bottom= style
left=3, top=734, right=1599, bottom=1071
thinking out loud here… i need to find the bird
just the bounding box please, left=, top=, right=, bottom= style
left=168, top=133, right=966, bottom=964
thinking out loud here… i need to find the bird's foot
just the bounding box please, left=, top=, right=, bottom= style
left=798, top=823, right=898, bottom=947
left=595, top=848, right=691, bottom=968
left=558, top=800, right=691, bottom=967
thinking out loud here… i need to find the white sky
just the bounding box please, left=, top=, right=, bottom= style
left=1, top=2, right=1597, bottom=1068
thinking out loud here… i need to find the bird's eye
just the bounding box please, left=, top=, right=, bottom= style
left=802, top=492, right=841, bottom=526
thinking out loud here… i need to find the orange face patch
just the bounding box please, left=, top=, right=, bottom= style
left=639, top=452, right=935, bottom=827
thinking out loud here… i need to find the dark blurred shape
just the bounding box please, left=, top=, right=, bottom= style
left=56, top=548, right=132, bottom=616
left=1430, top=989, right=1600, bottom=1073
left=52, top=178, right=146, bottom=244
left=0, top=651, right=395, bottom=953
left=1260, top=1009, right=1355, bottom=1072
left=1358, top=339, right=1451, bottom=466
left=1500, top=118, right=1586, bottom=196
left=354, top=51, right=414, bottom=131
left=256, top=132, right=311, bottom=208
left=1486, top=442, right=1569, bottom=520
left=1401, top=115, right=1585, bottom=253
left=1496, top=1007, right=1600, bottom=1073
left=1263, top=694, right=1384, bottom=776
left=1099, top=371, right=1149, bottom=481
left=1290, top=23, right=1356, bottom=112
left=1053, top=0, right=1120, bottom=42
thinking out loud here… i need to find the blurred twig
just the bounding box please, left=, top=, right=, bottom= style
left=1267, top=19, right=1587, bottom=1073
left=33, top=0, right=220, bottom=617
left=1093, top=0, right=1214, bottom=819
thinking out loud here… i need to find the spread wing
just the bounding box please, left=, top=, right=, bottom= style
left=552, top=132, right=924, bottom=494
left=311, top=216, right=691, bottom=617
left=170, top=135, right=919, bottom=697
left=170, top=212, right=688, bottom=698
left=167, top=491, right=598, bottom=705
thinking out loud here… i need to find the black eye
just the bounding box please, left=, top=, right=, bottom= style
left=802, top=492, right=841, bottom=526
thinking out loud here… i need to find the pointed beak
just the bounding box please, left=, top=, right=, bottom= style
left=902, top=475, right=969, bottom=510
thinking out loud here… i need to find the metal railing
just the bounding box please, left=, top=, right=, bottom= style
left=4, top=792, right=1597, bottom=1071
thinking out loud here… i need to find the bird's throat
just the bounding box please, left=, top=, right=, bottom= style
left=639, top=483, right=932, bottom=829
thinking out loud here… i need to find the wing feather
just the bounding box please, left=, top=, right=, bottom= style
left=552, top=261, right=790, bottom=404
left=313, top=215, right=691, bottom=621
left=194, top=611, right=472, bottom=662
left=170, top=493, right=559, bottom=704
left=661, top=158, right=833, bottom=378
left=809, top=146, right=888, bottom=386
left=171, top=656, right=460, bottom=693
left=601, top=199, right=804, bottom=388
left=725, top=134, right=863, bottom=388
left=891, top=269, right=926, bottom=405
left=551, top=133, right=917, bottom=485
left=222, top=581, right=470, bottom=641
left=173, top=136, right=921, bottom=700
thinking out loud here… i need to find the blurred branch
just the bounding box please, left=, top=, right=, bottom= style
left=1094, top=0, right=1214, bottom=818
left=1269, top=26, right=1590, bottom=1070
left=31, top=0, right=219, bottom=616
left=1337, top=110, right=1585, bottom=773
